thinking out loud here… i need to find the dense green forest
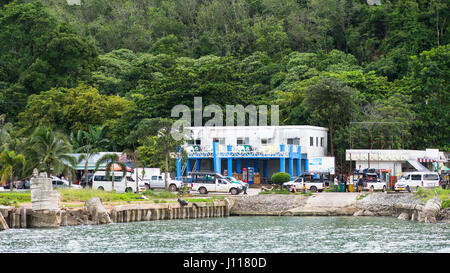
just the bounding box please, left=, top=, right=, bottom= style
left=0, top=0, right=449, bottom=176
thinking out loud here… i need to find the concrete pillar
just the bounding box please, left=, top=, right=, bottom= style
left=263, top=160, right=268, bottom=180
left=136, top=210, right=142, bottom=221
left=227, top=145, right=233, bottom=176
left=177, top=150, right=182, bottom=180
left=61, top=211, right=68, bottom=226
left=213, top=142, right=221, bottom=174
left=280, top=144, right=286, bottom=173
left=195, top=159, right=201, bottom=171
left=21, top=207, right=27, bottom=228
left=186, top=159, right=191, bottom=177
left=145, top=210, right=152, bottom=221
left=289, top=145, right=294, bottom=180
left=10, top=209, right=16, bottom=228
left=297, top=146, right=302, bottom=176
left=14, top=210, right=20, bottom=228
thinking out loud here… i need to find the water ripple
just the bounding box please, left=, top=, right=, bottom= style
left=0, top=216, right=448, bottom=253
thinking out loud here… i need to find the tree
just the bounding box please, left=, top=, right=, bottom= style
left=271, top=172, right=291, bottom=185
left=0, top=114, right=12, bottom=152
left=28, top=126, right=77, bottom=177
left=407, top=45, right=450, bottom=150
left=16, top=84, right=133, bottom=136
left=122, top=148, right=140, bottom=193
left=303, top=76, right=359, bottom=158
left=94, top=153, right=127, bottom=192
left=136, top=118, right=182, bottom=191
left=0, top=150, right=25, bottom=191
left=71, top=125, right=110, bottom=188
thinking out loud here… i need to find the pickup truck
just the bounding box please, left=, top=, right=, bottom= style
left=189, top=171, right=242, bottom=195
left=140, top=174, right=184, bottom=192
left=282, top=177, right=324, bottom=192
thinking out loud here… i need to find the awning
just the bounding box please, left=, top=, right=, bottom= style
left=418, top=158, right=435, bottom=163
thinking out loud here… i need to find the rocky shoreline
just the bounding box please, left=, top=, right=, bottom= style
left=230, top=192, right=450, bottom=224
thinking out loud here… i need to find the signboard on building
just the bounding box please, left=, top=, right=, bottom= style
left=308, top=157, right=335, bottom=174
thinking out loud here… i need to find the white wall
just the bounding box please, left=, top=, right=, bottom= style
left=187, top=125, right=328, bottom=157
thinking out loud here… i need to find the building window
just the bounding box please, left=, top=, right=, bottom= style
left=320, top=137, right=324, bottom=147
left=187, top=139, right=194, bottom=145
left=237, top=137, right=249, bottom=145
left=287, top=138, right=300, bottom=145
left=213, top=137, right=225, bottom=144
left=195, top=139, right=201, bottom=145
left=310, top=137, right=314, bottom=146
left=316, top=137, right=319, bottom=147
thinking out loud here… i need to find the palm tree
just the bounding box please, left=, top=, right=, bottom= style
left=123, top=148, right=140, bottom=193
left=0, top=150, right=26, bottom=191
left=28, top=126, right=77, bottom=177
left=71, top=125, right=109, bottom=188
left=94, top=153, right=127, bottom=192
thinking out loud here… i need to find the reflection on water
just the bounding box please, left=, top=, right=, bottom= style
left=0, top=216, right=449, bottom=253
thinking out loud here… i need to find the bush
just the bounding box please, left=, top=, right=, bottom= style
left=271, top=172, right=291, bottom=185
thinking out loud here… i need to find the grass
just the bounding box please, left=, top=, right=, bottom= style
left=58, top=188, right=144, bottom=203
left=414, top=187, right=450, bottom=208
left=0, top=188, right=219, bottom=207
left=0, top=191, right=31, bottom=207
left=357, top=193, right=368, bottom=200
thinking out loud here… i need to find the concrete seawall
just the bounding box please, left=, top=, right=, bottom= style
left=0, top=200, right=231, bottom=230
left=230, top=192, right=449, bottom=223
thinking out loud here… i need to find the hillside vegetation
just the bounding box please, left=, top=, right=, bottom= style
left=0, top=0, right=448, bottom=174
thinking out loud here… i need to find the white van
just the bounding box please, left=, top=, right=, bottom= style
left=282, top=177, right=325, bottom=192
left=395, top=172, right=440, bottom=192
left=92, top=171, right=140, bottom=193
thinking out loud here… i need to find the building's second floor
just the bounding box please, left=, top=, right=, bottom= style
left=183, top=125, right=328, bottom=158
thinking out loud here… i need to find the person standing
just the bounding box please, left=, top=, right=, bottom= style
left=344, top=175, right=348, bottom=192
left=334, top=175, right=339, bottom=192
left=358, top=176, right=364, bottom=192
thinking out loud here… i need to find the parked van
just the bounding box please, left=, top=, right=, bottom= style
left=190, top=172, right=242, bottom=195
left=282, top=176, right=325, bottom=192
left=395, top=172, right=440, bottom=192
left=92, top=171, right=140, bottom=193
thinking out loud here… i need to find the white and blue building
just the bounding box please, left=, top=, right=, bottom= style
left=176, top=125, right=329, bottom=182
